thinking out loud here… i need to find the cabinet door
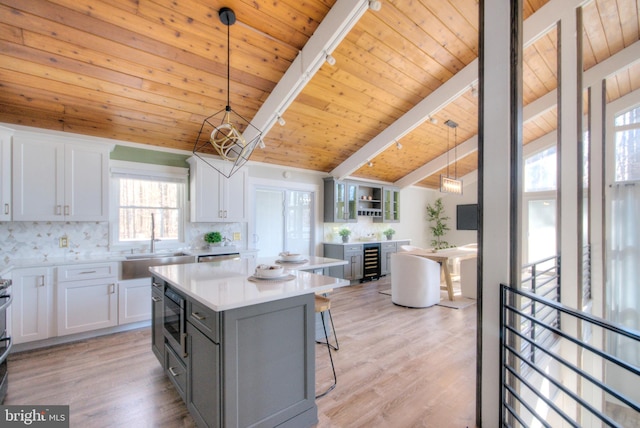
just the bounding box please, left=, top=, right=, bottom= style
left=57, top=278, right=118, bottom=336
left=11, top=267, right=52, bottom=344
left=380, top=242, right=397, bottom=275
left=151, top=280, right=164, bottom=366
left=65, top=143, right=109, bottom=221
left=118, top=278, right=152, bottom=324
left=0, top=129, right=12, bottom=221
left=221, top=168, right=247, bottom=222
left=381, top=187, right=400, bottom=223
left=344, top=250, right=363, bottom=281
left=187, top=321, right=221, bottom=428
left=13, top=137, right=64, bottom=221
left=190, top=157, right=222, bottom=222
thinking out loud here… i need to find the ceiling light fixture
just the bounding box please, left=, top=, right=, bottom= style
left=396, top=141, right=403, bottom=150
left=277, top=115, right=286, bottom=126
left=440, top=119, right=463, bottom=195
left=325, top=53, right=336, bottom=66
left=368, top=0, right=382, bottom=11
left=428, top=115, right=438, bottom=124
left=367, top=161, right=374, bottom=167
left=192, top=7, right=263, bottom=178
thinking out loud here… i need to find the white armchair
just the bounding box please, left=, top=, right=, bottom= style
left=390, top=253, right=441, bottom=308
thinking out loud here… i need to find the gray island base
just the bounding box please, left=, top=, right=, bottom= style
left=150, top=259, right=349, bottom=427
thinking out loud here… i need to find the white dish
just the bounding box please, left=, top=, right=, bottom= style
left=255, top=264, right=285, bottom=278
left=252, top=272, right=292, bottom=280
left=279, top=252, right=303, bottom=262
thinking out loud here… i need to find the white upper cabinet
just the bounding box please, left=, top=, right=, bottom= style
left=0, top=127, right=12, bottom=221
left=12, top=132, right=110, bottom=221
left=188, top=156, right=247, bottom=223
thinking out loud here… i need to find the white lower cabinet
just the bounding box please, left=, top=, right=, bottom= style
left=118, top=278, right=152, bottom=324
left=56, top=263, right=118, bottom=336
left=11, top=267, right=54, bottom=344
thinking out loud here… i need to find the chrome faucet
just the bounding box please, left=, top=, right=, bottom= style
left=150, top=213, right=158, bottom=253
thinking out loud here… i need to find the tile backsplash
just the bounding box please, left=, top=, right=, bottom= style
left=0, top=221, right=245, bottom=264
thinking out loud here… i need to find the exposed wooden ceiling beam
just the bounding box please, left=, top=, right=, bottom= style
left=395, top=39, right=640, bottom=189
left=331, top=0, right=590, bottom=183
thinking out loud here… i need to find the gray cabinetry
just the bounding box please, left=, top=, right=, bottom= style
left=323, top=177, right=357, bottom=223
left=153, top=279, right=317, bottom=428
left=379, top=186, right=400, bottom=223
left=380, top=241, right=396, bottom=276
left=151, top=279, right=164, bottom=365
left=324, top=243, right=363, bottom=281
left=187, top=320, right=220, bottom=428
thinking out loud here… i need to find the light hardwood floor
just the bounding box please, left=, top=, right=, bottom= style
left=6, top=277, right=477, bottom=427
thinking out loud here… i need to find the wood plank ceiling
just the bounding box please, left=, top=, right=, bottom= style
left=0, top=0, right=638, bottom=189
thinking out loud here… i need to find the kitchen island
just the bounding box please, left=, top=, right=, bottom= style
left=149, top=258, right=349, bottom=428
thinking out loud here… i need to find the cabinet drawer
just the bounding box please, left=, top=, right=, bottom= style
left=165, top=344, right=187, bottom=401
left=58, top=262, right=118, bottom=281
left=343, top=244, right=363, bottom=253
left=188, top=300, right=220, bottom=343
left=381, top=242, right=396, bottom=251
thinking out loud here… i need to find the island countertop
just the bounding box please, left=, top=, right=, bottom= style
left=149, top=258, right=350, bottom=312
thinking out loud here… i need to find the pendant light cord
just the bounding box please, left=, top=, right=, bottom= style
left=226, top=21, right=230, bottom=108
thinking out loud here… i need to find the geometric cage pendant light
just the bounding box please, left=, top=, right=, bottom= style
left=192, top=7, right=263, bottom=178
left=439, top=119, right=463, bottom=195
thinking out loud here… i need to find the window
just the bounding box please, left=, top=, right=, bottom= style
left=614, top=104, right=640, bottom=182
left=111, top=162, right=188, bottom=247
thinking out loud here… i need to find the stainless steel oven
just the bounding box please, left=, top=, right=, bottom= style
left=0, top=279, right=12, bottom=404
left=163, top=286, right=187, bottom=358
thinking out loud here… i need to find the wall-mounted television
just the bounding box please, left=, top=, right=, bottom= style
left=456, top=204, right=478, bottom=231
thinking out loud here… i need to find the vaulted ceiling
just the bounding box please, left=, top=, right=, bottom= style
left=1, top=0, right=638, bottom=189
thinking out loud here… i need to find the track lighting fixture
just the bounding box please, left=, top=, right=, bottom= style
left=258, top=137, right=266, bottom=149
left=396, top=141, right=403, bottom=150
left=368, top=0, right=382, bottom=12
left=325, top=53, right=336, bottom=66
left=367, top=161, right=374, bottom=167
left=277, top=115, right=286, bottom=126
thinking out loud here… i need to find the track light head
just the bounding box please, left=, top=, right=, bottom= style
left=368, top=0, right=382, bottom=12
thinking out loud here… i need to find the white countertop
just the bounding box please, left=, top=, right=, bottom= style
left=150, top=258, right=350, bottom=312
left=323, top=238, right=411, bottom=246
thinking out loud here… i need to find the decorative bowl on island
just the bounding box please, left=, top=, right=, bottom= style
left=255, top=264, right=285, bottom=278
left=279, top=252, right=303, bottom=262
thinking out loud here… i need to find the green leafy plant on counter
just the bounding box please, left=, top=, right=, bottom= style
left=383, top=228, right=396, bottom=240
left=338, top=228, right=351, bottom=242
left=426, top=198, right=453, bottom=250
left=204, top=231, right=223, bottom=246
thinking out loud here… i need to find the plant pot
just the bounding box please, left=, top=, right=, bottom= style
left=385, top=235, right=392, bottom=240
left=341, top=236, right=349, bottom=243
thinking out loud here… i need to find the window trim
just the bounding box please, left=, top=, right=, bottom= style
left=110, top=160, right=188, bottom=251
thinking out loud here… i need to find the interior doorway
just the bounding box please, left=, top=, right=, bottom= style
left=252, top=187, right=315, bottom=257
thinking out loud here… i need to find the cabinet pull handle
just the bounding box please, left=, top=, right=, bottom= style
left=151, top=296, right=161, bottom=303
left=64, top=205, right=70, bottom=216
left=219, top=210, right=223, bottom=218
left=152, top=281, right=162, bottom=288
left=79, top=270, right=97, bottom=275
left=181, top=333, right=188, bottom=358
left=108, top=284, right=115, bottom=294
left=223, top=210, right=228, bottom=218
left=38, top=275, right=45, bottom=287
left=168, top=367, right=179, bottom=377
left=56, top=205, right=62, bottom=215
left=191, top=312, right=206, bottom=321
left=3, top=203, right=8, bottom=215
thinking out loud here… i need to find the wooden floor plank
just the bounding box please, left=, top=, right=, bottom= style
left=6, top=276, right=477, bottom=427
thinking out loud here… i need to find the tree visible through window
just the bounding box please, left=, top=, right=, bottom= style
left=614, top=105, right=640, bottom=182
left=118, top=178, right=182, bottom=242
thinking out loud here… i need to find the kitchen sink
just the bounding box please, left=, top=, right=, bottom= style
left=121, top=252, right=196, bottom=279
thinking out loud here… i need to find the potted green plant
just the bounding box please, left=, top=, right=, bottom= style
left=383, top=228, right=396, bottom=240
left=204, top=231, right=223, bottom=247
left=426, top=198, right=451, bottom=250
left=338, top=228, right=351, bottom=243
